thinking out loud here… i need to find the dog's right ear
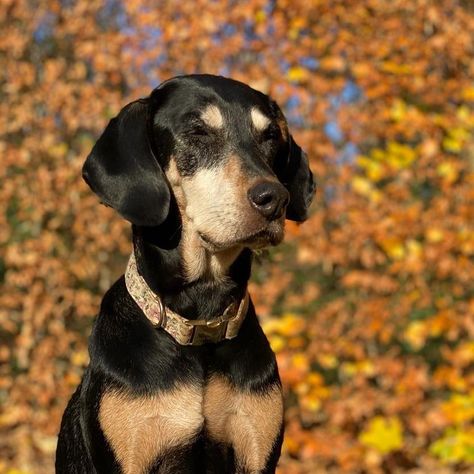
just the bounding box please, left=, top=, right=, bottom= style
left=82, top=95, right=170, bottom=226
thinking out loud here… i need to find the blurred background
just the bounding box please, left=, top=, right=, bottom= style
left=1, top=0, right=473, bottom=473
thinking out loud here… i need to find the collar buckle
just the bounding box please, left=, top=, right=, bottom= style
left=190, top=321, right=228, bottom=345
left=206, top=318, right=224, bottom=328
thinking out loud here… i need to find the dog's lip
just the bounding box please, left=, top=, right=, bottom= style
left=197, top=232, right=225, bottom=251
left=198, top=224, right=283, bottom=251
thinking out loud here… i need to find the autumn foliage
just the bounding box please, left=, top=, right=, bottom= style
left=1, top=0, right=473, bottom=472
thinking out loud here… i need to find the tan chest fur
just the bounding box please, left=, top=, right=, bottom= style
left=99, top=377, right=283, bottom=474
left=203, top=376, right=283, bottom=473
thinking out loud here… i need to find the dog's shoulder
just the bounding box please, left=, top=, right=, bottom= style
left=88, top=276, right=204, bottom=392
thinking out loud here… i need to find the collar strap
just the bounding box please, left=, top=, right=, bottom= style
left=125, top=252, right=249, bottom=346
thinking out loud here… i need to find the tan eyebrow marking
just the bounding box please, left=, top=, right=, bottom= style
left=250, top=107, right=271, bottom=131
left=200, top=104, right=224, bottom=128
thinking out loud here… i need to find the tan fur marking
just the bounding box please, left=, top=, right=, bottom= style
left=165, top=158, right=181, bottom=187
left=201, top=104, right=224, bottom=129
left=167, top=156, right=255, bottom=281
left=181, top=229, right=209, bottom=281
left=165, top=155, right=282, bottom=281
left=99, top=385, right=204, bottom=474
left=250, top=107, right=271, bottom=131
left=204, top=376, right=283, bottom=472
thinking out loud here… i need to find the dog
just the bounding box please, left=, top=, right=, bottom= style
left=56, top=74, right=315, bottom=474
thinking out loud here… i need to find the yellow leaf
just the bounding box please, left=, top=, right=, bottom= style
left=278, top=313, right=306, bottom=337
left=379, top=237, right=405, bottom=260
left=406, top=239, right=422, bottom=259
left=426, top=228, right=444, bottom=243
left=381, top=61, right=412, bottom=75
left=49, top=142, right=68, bottom=159
left=442, top=137, right=462, bottom=153
left=268, top=334, right=285, bottom=353
left=352, top=176, right=373, bottom=196
left=357, top=156, right=385, bottom=181
left=441, top=392, right=474, bottom=425
left=282, top=435, right=300, bottom=456
left=292, top=353, right=310, bottom=371
left=431, top=426, right=474, bottom=463
left=390, top=100, right=408, bottom=122
left=71, top=349, right=89, bottom=367
left=443, top=127, right=470, bottom=153
left=286, top=66, right=309, bottom=83
left=263, top=313, right=306, bottom=338
left=318, top=353, right=338, bottom=369
left=300, top=391, right=322, bottom=412
left=456, top=342, right=474, bottom=365
left=404, top=321, right=427, bottom=350
left=437, top=161, right=459, bottom=183
left=359, top=416, right=404, bottom=454
left=254, top=9, right=266, bottom=23
left=386, top=141, right=417, bottom=169
left=462, top=86, right=474, bottom=101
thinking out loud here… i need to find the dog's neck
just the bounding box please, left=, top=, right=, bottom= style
left=132, top=223, right=252, bottom=321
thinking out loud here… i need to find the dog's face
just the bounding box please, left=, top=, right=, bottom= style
left=83, top=75, right=315, bottom=252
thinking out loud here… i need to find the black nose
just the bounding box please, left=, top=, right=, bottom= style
left=248, top=181, right=290, bottom=220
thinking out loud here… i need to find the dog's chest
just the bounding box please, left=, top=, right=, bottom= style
left=99, top=376, right=283, bottom=474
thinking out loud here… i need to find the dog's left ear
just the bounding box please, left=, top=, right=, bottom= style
left=82, top=94, right=170, bottom=226
left=276, top=135, right=316, bottom=222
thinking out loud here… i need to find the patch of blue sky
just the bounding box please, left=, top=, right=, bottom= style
left=329, top=94, right=343, bottom=112
left=324, top=184, right=337, bottom=202
left=222, top=23, right=238, bottom=37
left=141, top=26, right=163, bottom=50
left=264, top=0, right=276, bottom=14
left=286, top=109, right=306, bottom=128
left=337, top=142, right=359, bottom=165
left=54, top=112, right=63, bottom=128
left=97, top=0, right=127, bottom=30
left=322, top=80, right=363, bottom=166
left=286, top=95, right=301, bottom=110
left=341, top=79, right=362, bottom=104
left=324, top=121, right=344, bottom=145
left=219, top=65, right=231, bottom=76
left=33, top=12, right=56, bottom=43
left=299, top=56, right=319, bottom=71
left=243, top=19, right=259, bottom=43
left=298, top=28, right=312, bottom=38
left=60, top=0, right=76, bottom=8
left=211, top=32, right=222, bottom=46
left=279, top=59, right=291, bottom=73
left=143, top=25, right=162, bottom=40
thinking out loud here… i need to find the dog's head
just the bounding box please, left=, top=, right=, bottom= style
left=83, top=75, right=315, bottom=252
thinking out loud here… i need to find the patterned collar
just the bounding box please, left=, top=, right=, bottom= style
left=125, top=252, right=249, bottom=346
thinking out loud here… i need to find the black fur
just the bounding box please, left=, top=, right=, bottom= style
left=57, top=74, right=315, bottom=473
left=82, top=95, right=171, bottom=226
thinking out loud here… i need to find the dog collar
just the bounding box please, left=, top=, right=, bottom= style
left=125, top=252, right=249, bottom=346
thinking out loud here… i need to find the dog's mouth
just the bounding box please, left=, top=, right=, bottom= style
left=198, top=221, right=284, bottom=252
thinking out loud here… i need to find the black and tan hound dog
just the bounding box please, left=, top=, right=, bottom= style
left=56, top=74, right=315, bottom=474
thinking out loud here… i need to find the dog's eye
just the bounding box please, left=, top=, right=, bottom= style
left=262, top=125, right=280, bottom=142
left=189, top=125, right=210, bottom=137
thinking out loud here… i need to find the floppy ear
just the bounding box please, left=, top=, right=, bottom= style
left=277, top=135, right=316, bottom=222
left=82, top=96, right=170, bottom=226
